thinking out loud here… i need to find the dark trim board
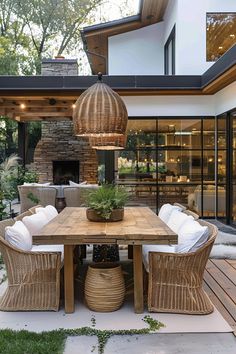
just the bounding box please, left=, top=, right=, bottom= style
left=1, top=44, right=236, bottom=95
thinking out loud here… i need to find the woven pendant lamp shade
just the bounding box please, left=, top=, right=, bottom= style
left=73, top=74, right=128, bottom=137
left=89, top=134, right=127, bottom=150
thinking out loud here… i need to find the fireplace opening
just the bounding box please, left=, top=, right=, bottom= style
left=53, top=160, right=80, bottom=185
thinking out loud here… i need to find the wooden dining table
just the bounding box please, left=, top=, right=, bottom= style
left=33, top=207, right=177, bottom=314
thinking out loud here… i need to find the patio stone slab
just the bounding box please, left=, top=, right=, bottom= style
left=102, top=333, right=236, bottom=354
left=64, top=335, right=98, bottom=354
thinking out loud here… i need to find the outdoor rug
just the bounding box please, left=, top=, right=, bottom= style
left=0, top=260, right=232, bottom=334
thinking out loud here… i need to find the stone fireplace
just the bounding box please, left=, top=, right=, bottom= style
left=33, top=58, right=98, bottom=184
left=53, top=160, right=80, bottom=185
left=34, top=120, right=98, bottom=184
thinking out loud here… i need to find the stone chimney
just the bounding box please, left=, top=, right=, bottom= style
left=41, top=57, right=78, bottom=76
left=33, top=58, right=98, bottom=184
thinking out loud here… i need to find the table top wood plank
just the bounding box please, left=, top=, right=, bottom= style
left=33, top=207, right=177, bottom=245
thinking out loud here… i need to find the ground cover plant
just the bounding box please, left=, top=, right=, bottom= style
left=0, top=316, right=164, bottom=354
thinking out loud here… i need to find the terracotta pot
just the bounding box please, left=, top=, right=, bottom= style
left=86, top=208, right=124, bottom=222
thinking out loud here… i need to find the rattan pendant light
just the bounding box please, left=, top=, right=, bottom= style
left=89, top=134, right=127, bottom=150
left=73, top=73, right=128, bottom=137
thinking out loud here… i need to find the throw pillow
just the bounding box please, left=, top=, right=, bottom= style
left=5, top=221, right=32, bottom=251
left=176, top=219, right=209, bottom=253
left=22, top=211, right=49, bottom=236
left=35, top=205, right=58, bottom=222
left=158, top=203, right=182, bottom=223
left=167, top=209, right=194, bottom=234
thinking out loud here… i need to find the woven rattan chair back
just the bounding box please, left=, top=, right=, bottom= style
left=0, top=219, right=14, bottom=238
left=18, top=186, right=41, bottom=213
left=64, top=187, right=82, bottom=207
left=37, top=187, right=57, bottom=207
left=14, top=210, right=32, bottom=221
left=148, top=220, right=217, bottom=314
left=183, top=209, right=199, bottom=219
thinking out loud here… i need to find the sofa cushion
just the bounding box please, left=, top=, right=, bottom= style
left=31, top=244, right=64, bottom=261
left=5, top=221, right=32, bottom=251
left=158, top=203, right=182, bottom=223
left=22, top=211, right=49, bottom=236
left=176, top=219, right=209, bottom=253
left=142, top=244, right=176, bottom=272
left=69, top=180, right=87, bottom=186
left=36, top=205, right=58, bottom=222
left=167, top=209, right=194, bottom=234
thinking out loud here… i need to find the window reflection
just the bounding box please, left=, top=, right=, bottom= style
left=207, top=13, right=236, bottom=61
left=116, top=118, right=217, bottom=215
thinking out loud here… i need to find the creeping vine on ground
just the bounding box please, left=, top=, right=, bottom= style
left=63, top=316, right=165, bottom=354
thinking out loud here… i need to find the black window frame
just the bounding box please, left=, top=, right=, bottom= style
left=164, top=25, right=176, bottom=75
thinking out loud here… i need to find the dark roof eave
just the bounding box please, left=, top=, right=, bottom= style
left=82, top=14, right=141, bottom=34
left=0, top=75, right=202, bottom=92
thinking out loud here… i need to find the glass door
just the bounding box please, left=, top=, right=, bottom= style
left=231, top=112, right=236, bottom=225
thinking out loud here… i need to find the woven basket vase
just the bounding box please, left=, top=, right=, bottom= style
left=85, top=263, right=125, bottom=312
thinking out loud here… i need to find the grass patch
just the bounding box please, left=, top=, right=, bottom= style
left=0, top=316, right=165, bottom=354
left=0, top=329, right=66, bottom=354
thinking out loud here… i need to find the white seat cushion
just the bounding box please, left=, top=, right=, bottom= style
left=158, top=203, right=182, bottom=223
left=31, top=244, right=64, bottom=261
left=5, top=221, right=32, bottom=251
left=176, top=219, right=209, bottom=253
left=36, top=205, right=58, bottom=222
left=142, top=244, right=176, bottom=272
left=22, top=211, right=49, bottom=236
left=167, top=209, right=194, bottom=234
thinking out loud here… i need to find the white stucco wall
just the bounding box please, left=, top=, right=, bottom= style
left=108, top=22, right=164, bottom=75
left=176, top=0, right=236, bottom=75
left=163, top=0, right=178, bottom=45
left=214, top=81, right=236, bottom=115
left=121, top=95, right=215, bottom=117
left=108, top=0, right=236, bottom=76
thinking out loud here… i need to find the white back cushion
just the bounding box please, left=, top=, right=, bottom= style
left=5, top=221, right=32, bottom=251
left=158, top=204, right=182, bottom=223
left=36, top=205, right=58, bottom=222
left=167, top=210, right=194, bottom=234
left=22, top=211, right=49, bottom=236
left=176, top=219, right=209, bottom=253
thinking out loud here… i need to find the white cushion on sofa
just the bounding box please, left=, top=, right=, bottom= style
left=31, top=244, right=64, bottom=261
left=5, top=221, right=32, bottom=251
left=167, top=209, right=194, bottom=234
left=142, top=244, right=176, bottom=272
left=69, top=180, right=87, bottom=186
left=36, top=205, right=58, bottom=222
left=158, top=203, right=182, bottom=223
left=176, top=219, right=209, bottom=253
left=22, top=211, right=49, bottom=236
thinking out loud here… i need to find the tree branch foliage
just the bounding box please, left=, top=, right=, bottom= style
left=0, top=0, right=104, bottom=74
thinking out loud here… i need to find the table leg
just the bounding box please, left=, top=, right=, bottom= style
left=64, top=245, right=74, bottom=313
left=133, top=244, right=144, bottom=313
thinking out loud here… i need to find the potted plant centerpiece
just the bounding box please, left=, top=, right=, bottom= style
left=86, top=184, right=129, bottom=222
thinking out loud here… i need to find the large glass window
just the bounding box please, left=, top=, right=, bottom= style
left=116, top=117, right=216, bottom=216
left=207, top=13, right=236, bottom=62
left=231, top=112, right=236, bottom=225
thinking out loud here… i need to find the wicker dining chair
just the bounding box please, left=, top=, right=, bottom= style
left=18, top=186, right=57, bottom=213
left=63, top=187, right=82, bottom=207
left=183, top=209, right=199, bottom=220
left=147, top=220, right=218, bottom=314
left=14, top=210, right=32, bottom=221
left=0, top=219, right=61, bottom=311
